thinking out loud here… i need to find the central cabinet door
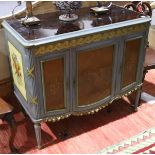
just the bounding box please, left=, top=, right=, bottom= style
left=72, top=40, right=118, bottom=111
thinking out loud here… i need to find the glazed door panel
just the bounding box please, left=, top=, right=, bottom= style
left=72, top=40, right=117, bottom=111
left=120, top=36, right=145, bottom=92
left=40, top=51, right=70, bottom=116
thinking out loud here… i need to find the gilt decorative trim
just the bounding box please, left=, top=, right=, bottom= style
left=41, top=83, right=142, bottom=123
left=34, top=23, right=148, bottom=56
left=29, top=96, right=38, bottom=104
left=27, top=66, right=34, bottom=78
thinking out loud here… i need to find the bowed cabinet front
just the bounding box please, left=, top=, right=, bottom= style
left=72, top=40, right=118, bottom=112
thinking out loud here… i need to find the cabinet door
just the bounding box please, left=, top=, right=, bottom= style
left=72, top=40, right=118, bottom=112
left=120, top=35, right=145, bottom=92
left=39, top=52, right=70, bottom=116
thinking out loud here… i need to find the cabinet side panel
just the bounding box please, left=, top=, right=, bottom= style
left=77, top=45, right=114, bottom=106
left=121, top=39, right=141, bottom=88
left=8, top=41, right=27, bottom=101
left=42, top=58, right=65, bottom=111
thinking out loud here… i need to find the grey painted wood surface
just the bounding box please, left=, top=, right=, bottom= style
left=3, top=21, right=150, bottom=122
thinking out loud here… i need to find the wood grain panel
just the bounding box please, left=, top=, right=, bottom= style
left=42, top=58, right=65, bottom=111
left=77, top=46, right=114, bottom=106
left=121, top=39, right=141, bottom=88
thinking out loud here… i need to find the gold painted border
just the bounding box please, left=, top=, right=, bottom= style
left=34, top=23, right=148, bottom=56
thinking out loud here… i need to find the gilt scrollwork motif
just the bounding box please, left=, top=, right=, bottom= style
left=27, top=66, right=34, bottom=78
left=29, top=96, right=38, bottom=104
left=34, top=23, right=148, bottom=56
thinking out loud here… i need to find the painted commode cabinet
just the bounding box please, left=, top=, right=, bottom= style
left=2, top=5, right=151, bottom=148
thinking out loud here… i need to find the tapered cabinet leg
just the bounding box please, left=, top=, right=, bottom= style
left=34, top=123, right=42, bottom=149
left=134, top=89, right=141, bottom=112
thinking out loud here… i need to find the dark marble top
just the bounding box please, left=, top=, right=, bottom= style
left=6, top=5, right=141, bottom=41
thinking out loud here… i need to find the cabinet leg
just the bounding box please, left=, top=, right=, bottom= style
left=34, top=123, right=42, bottom=149
left=133, top=89, right=141, bottom=112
